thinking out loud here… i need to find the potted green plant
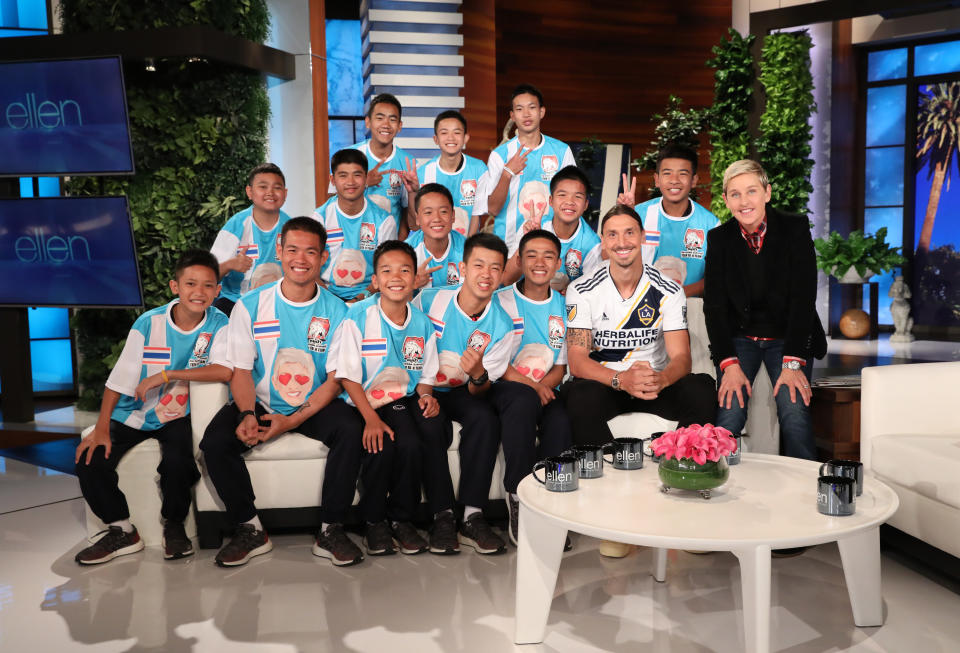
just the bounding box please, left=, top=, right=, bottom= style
left=813, top=227, right=905, bottom=283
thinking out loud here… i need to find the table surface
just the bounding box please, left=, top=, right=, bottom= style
left=517, top=453, right=899, bottom=551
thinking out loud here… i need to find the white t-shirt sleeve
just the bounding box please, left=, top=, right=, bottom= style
left=331, top=320, right=362, bottom=381
left=483, top=333, right=513, bottom=382
left=210, top=229, right=240, bottom=265
left=104, top=329, right=146, bottom=397
left=420, top=332, right=440, bottom=386
left=476, top=151, right=505, bottom=216
left=208, top=326, right=232, bottom=369
left=662, top=287, right=689, bottom=332
left=582, top=244, right=603, bottom=277
left=561, top=146, right=576, bottom=168
left=226, top=301, right=257, bottom=370
left=563, top=283, right=593, bottom=331
left=380, top=216, right=398, bottom=242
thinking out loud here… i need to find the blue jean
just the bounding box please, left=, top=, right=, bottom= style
left=715, top=336, right=815, bottom=460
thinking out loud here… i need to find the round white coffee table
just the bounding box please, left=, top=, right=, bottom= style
left=515, top=453, right=899, bottom=653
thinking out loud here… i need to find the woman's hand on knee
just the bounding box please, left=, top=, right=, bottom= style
left=718, top=364, right=751, bottom=409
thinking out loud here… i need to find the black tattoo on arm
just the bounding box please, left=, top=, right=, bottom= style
left=294, top=401, right=310, bottom=414
left=566, top=328, right=592, bottom=350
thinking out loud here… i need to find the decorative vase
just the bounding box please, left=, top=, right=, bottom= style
left=658, top=456, right=729, bottom=499
left=834, top=266, right=876, bottom=284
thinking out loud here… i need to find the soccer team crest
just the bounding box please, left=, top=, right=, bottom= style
left=307, top=317, right=330, bottom=353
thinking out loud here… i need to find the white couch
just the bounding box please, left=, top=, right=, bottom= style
left=861, top=361, right=960, bottom=559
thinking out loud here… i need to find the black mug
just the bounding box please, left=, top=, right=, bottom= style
left=820, top=459, right=863, bottom=496
left=644, top=432, right=665, bottom=463
left=817, top=475, right=856, bottom=516
left=563, top=445, right=604, bottom=479
left=532, top=455, right=579, bottom=492
left=602, top=437, right=644, bottom=470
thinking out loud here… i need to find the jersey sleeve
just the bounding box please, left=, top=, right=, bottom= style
left=582, top=243, right=603, bottom=277
left=563, top=282, right=593, bottom=331
left=379, top=215, right=398, bottom=242
left=483, top=330, right=514, bottom=382
left=561, top=146, right=576, bottom=168
left=210, top=228, right=240, bottom=265
left=662, top=287, right=689, bottom=332
left=476, top=150, right=505, bottom=216
left=104, top=328, right=147, bottom=397
left=420, top=331, right=440, bottom=386
left=207, top=321, right=233, bottom=369
left=331, top=319, right=363, bottom=382
left=226, top=300, right=257, bottom=370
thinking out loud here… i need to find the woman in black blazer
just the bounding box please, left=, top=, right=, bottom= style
left=703, top=160, right=826, bottom=459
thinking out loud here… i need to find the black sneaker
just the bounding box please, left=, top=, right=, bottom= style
left=508, top=495, right=520, bottom=546
left=215, top=524, right=272, bottom=567
left=364, top=520, right=396, bottom=556
left=429, top=510, right=460, bottom=555
left=75, top=526, right=144, bottom=565
left=313, top=524, right=364, bottom=566
left=458, top=513, right=506, bottom=555
left=162, top=521, right=194, bottom=560
left=391, top=521, right=427, bottom=555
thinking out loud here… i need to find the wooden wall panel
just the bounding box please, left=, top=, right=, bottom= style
left=493, top=0, right=731, bottom=204
left=461, top=0, right=499, bottom=158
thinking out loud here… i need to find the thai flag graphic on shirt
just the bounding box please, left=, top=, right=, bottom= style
left=238, top=243, right=259, bottom=260
left=253, top=320, right=281, bottom=340
left=512, top=317, right=524, bottom=335
left=644, top=231, right=661, bottom=246
left=327, top=228, right=344, bottom=245
left=361, top=338, right=388, bottom=357
left=142, top=347, right=172, bottom=366
left=429, top=315, right=445, bottom=337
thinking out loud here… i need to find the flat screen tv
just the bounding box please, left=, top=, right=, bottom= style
left=0, top=56, right=135, bottom=176
left=0, top=196, right=143, bottom=308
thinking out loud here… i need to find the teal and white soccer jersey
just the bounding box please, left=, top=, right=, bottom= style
left=342, top=140, right=412, bottom=225
left=477, top=134, right=575, bottom=256
left=331, top=296, right=440, bottom=408
left=565, top=263, right=687, bottom=372
left=495, top=284, right=567, bottom=387
left=634, top=198, right=719, bottom=285
left=404, top=230, right=465, bottom=288
left=412, top=287, right=514, bottom=390
left=107, top=301, right=230, bottom=430
left=210, top=206, right=292, bottom=302
left=541, top=216, right=603, bottom=293
left=416, top=154, right=488, bottom=236
left=227, top=281, right=347, bottom=415
left=312, top=197, right=398, bottom=300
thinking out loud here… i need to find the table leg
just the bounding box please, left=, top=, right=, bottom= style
left=652, top=547, right=667, bottom=582
left=733, top=545, right=772, bottom=653
left=514, top=503, right=567, bottom=644
left=837, top=527, right=883, bottom=626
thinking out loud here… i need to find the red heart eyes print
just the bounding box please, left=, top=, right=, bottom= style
left=350, top=270, right=362, bottom=279
left=278, top=373, right=291, bottom=385
left=295, top=375, right=310, bottom=385
left=159, top=394, right=172, bottom=405
left=371, top=389, right=385, bottom=399
left=176, top=394, right=188, bottom=405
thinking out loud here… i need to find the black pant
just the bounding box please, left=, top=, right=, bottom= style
left=489, top=380, right=572, bottom=494
left=434, top=386, right=501, bottom=509
left=199, top=399, right=362, bottom=526
left=359, top=396, right=450, bottom=522
left=560, top=374, right=717, bottom=447
left=76, top=417, right=199, bottom=525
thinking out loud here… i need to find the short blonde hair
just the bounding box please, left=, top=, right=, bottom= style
left=722, top=159, right=770, bottom=194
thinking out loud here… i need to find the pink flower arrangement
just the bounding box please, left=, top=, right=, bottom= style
left=651, top=424, right=738, bottom=465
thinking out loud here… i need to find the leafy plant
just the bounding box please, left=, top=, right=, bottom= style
left=756, top=31, right=816, bottom=215
left=915, top=81, right=960, bottom=254
left=813, top=228, right=905, bottom=278
left=61, top=0, right=270, bottom=409
left=707, top=28, right=755, bottom=222
left=631, top=95, right=711, bottom=199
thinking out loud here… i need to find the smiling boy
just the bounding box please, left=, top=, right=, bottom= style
left=405, top=183, right=466, bottom=290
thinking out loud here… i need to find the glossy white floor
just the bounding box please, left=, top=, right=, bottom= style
left=3, top=456, right=960, bottom=653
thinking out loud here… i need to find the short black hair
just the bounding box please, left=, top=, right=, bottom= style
left=463, top=233, right=508, bottom=267
left=656, top=143, right=698, bottom=174
left=599, top=204, right=644, bottom=234
left=549, top=165, right=591, bottom=195
left=331, top=148, right=368, bottom=174
left=247, top=162, right=285, bottom=187
left=415, top=182, right=454, bottom=212
left=518, top=229, right=561, bottom=258
left=434, top=109, right=468, bottom=132
left=511, top=83, right=544, bottom=107
left=367, top=93, right=402, bottom=120
left=281, top=216, right=327, bottom=249
left=176, top=249, right=220, bottom=281
left=373, top=239, right=417, bottom=270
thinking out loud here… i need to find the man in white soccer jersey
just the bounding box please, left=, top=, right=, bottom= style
left=478, top=83, right=576, bottom=256
left=200, top=217, right=366, bottom=568
left=405, top=183, right=466, bottom=290
left=560, top=204, right=715, bottom=447
left=74, top=250, right=232, bottom=564
left=210, top=163, right=291, bottom=315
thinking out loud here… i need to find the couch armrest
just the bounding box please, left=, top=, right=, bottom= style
left=861, top=361, right=960, bottom=470
left=190, top=381, right=230, bottom=450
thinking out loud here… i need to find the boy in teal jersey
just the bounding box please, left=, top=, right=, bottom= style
left=331, top=241, right=446, bottom=556
left=200, top=218, right=366, bottom=568
left=405, top=183, right=466, bottom=290
left=210, top=163, right=291, bottom=315
left=619, top=143, right=720, bottom=297
left=415, top=110, right=488, bottom=237
left=502, top=165, right=602, bottom=292
left=74, top=250, right=232, bottom=565
left=479, top=84, right=576, bottom=256
left=313, top=149, right=399, bottom=302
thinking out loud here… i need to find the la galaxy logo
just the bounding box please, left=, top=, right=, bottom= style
left=548, top=315, right=565, bottom=349
left=566, top=303, right=577, bottom=322
left=681, top=228, right=705, bottom=259
left=307, top=317, right=330, bottom=353
left=188, top=332, right=212, bottom=368
left=565, top=248, right=583, bottom=279
left=446, top=261, right=460, bottom=286
left=467, top=330, right=491, bottom=352
left=402, top=336, right=424, bottom=371
left=540, top=155, right=559, bottom=180
left=460, top=179, right=477, bottom=206
left=636, top=301, right=656, bottom=327
left=359, top=223, right=376, bottom=251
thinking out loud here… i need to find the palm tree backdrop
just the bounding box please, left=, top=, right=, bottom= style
left=916, top=81, right=960, bottom=254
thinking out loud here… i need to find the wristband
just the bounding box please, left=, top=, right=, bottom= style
left=719, top=358, right=739, bottom=372
left=161, top=369, right=169, bottom=383
left=502, top=167, right=516, bottom=178
left=236, top=409, right=256, bottom=425
left=469, top=370, right=489, bottom=386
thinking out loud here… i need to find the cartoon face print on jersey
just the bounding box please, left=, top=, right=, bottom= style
left=435, top=350, right=467, bottom=388
left=365, top=366, right=410, bottom=409
left=332, top=249, right=367, bottom=287
left=251, top=262, right=282, bottom=289
left=271, top=348, right=316, bottom=406
left=512, top=343, right=555, bottom=383
left=518, top=181, right=550, bottom=226
left=452, top=207, right=469, bottom=236
left=653, top=256, right=686, bottom=285
left=155, top=380, right=190, bottom=423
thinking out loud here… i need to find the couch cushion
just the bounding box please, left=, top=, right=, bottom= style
left=871, top=434, right=960, bottom=510
left=243, top=432, right=330, bottom=461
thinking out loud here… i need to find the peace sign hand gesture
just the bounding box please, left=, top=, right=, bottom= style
left=400, top=156, right=419, bottom=193
left=617, top=173, right=637, bottom=206
left=367, top=159, right=384, bottom=187
left=505, top=146, right=529, bottom=177
left=415, top=256, right=443, bottom=288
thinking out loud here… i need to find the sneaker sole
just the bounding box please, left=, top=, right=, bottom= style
left=394, top=538, right=427, bottom=555
left=365, top=543, right=397, bottom=556
left=312, top=543, right=364, bottom=566
left=162, top=536, right=195, bottom=560
left=215, top=539, right=273, bottom=567
left=428, top=544, right=460, bottom=555
left=76, top=538, right=145, bottom=565
left=458, top=533, right=506, bottom=555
